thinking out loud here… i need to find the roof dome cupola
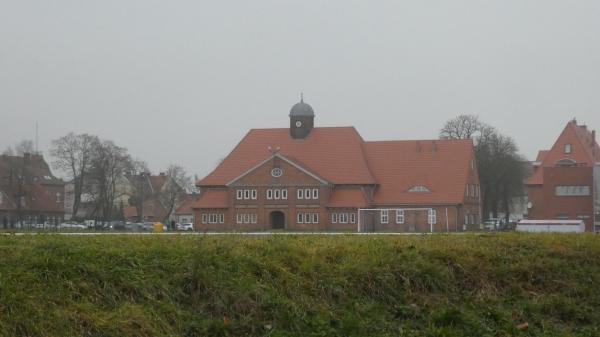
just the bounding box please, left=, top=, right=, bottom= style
left=289, top=94, right=315, bottom=139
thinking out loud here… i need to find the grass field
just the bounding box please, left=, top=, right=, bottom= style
left=0, top=233, right=599, bottom=337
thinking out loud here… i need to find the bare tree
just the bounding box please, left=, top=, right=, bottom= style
left=50, top=133, right=100, bottom=219
left=87, top=140, right=132, bottom=223
left=159, top=165, right=190, bottom=224
left=440, top=115, right=527, bottom=222
left=439, top=115, right=482, bottom=140
left=2, top=140, right=34, bottom=156
left=2, top=146, right=15, bottom=156
left=127, top=159, right=152, bottom=222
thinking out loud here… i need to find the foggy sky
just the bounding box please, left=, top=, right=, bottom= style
left=1, top=1, right=599, bottom=179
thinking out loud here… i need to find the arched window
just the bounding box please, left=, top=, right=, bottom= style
left=408, top=185, right=430, bottom=192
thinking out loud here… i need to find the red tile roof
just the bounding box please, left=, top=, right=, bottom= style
left=192, top=189, right=229, bottom=209
left=535, top=150, right=549, bottom=162
left=198, top=127, right=376, bottom=186
left=175, top=195, right=199, bottom=215
left=364, top=139, right=475, bottom=205
left=123, top=199, right=168, bottom=220
left=328, top=188, right=369, bottom=208
left=527, top=169, right=543, bottom=185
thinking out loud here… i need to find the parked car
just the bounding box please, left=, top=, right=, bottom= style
left=59, top=222, right=86, bottom=229
left=177, top=223, right=194, bottom=231
left=141, top=222, right=155, bottom=231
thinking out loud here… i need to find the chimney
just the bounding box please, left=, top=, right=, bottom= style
left=159, top=172, right=166, bottom=176
left=23, top=152, right=31, bottom=162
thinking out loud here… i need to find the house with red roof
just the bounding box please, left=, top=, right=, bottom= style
left=0, top=153, right=65, bottom=228
left=526, top=119, right=600, bottom=231
left=193, top=99, right=482, bottom=232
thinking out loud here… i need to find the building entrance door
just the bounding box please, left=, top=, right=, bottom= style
left=270, top=211, right=285, bottom=230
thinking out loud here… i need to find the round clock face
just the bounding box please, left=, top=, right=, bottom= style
left=295, top=121, right=302, bottom=127
left=271, top=168, right=283, bottom=178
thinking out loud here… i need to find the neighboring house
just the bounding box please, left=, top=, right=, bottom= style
left=122, top=173, right=185, bottom=222
left=0, top=153, right=65, bottom=227
left=526, top=119, right=600, bottom=232
left=173, top=194, right=198, bottom=224
left=63, top=182, right=100, bottom=220
left=192, top=98, right=482, bottom=232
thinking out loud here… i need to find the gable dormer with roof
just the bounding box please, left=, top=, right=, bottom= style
left=526, top=119, right=599, bottom=231
left=193, top=99, right=481, bottom=232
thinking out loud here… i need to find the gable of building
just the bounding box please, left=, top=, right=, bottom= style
left=197, top=127, right=376, bottom=186
left=543, top=121, right=597, bottom=167
left=227, top=153, right=328, bottom=187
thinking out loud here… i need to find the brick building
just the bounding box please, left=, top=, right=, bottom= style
left=0, top=153, right=65, bottom=228
left=526, top=119, right=600, bottom=232
left=193, top=99, right=481, bottom=232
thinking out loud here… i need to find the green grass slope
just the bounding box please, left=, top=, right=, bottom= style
left=0, top=234, right=599, bottom=337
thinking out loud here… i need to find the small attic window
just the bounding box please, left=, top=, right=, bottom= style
left=408, top=185, right=430, bottom=193
left=564, top=144, right=572, bottom=154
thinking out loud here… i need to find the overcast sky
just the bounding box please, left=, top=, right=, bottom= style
left=1, top=1, right=599, bottom=179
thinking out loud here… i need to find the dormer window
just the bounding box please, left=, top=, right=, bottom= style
left=564, top=144, right=572, bottom=154
left=408, top=185, right=430, bottom=193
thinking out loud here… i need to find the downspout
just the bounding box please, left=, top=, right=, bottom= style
left=445, top=207, right=449, bottom=232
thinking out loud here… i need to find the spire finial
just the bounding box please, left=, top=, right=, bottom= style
left=300, top=92, right=304, bottom=103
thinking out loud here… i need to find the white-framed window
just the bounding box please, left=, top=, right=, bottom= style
left=312, top=213, right=319, bottom=224
left=251, top=214, right=257, bottom=223
left=428, top=209, right=437, bottom=225
left=350, top=212, right=356, bottom=223
left=564, top=143, right=572, bottom=154
left=282, top=189, right=288, bottom=199
left=304, top=213, right=311, bottom=223
left=396, top=210, right=404, bottom=224
left=56, top=192, right=62, bottom=203
left=312, top=189, right=319, bottom=199
left=339, top=213, right=349, bottom=223
left=297, top=189, right=304, bottom=199
left=274, top=189, right=281, bottom=199
left=555, top=185, right=591, bottom=196
left=470, top=185, right=475, bottom=197
left=304, top=189, right=311, bottom=199
left=236, top=213, right=242, bottom=224
left=251, top=189, right=257, bottom=199
left=466, top=185, right=469, bottom=197
left=243, top=190, right=250, bottom=199
left=381, top=210, right=389, bottom=224
left=332, top=213, right=338, bottom=223
left=464, top=213, right=469, bottom=225
left=219, top=214, right=224, bottom=223
left=236, top=190, right=243, bottom=200
left=267, top=189, right=273, bottom=199
left=297, top=213, right=303, bottom=223
left=201, top=214, right=208, bottom=224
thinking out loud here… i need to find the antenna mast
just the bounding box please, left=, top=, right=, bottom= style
left=35, top=122, right=39, bottom=154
